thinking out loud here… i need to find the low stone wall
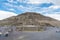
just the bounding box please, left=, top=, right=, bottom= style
left=16, top=27, right=45, bottom=31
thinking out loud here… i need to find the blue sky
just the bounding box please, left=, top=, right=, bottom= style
left=0, top=0, right=60, bottom=20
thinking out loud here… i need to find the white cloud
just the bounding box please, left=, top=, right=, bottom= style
left=49, top=5, right=60, bottom=9
left=27, top=0, right=49, bottom=4
left=7, top=0, right=17, bottom=3
left=27, top=0, right=42, bottom=4
left=17, top=0, right=25, bottom=2
left=7, top=0, right=60, bottom=5
left=8, top=8, right=15, bottom=11
left=51, top=0, right=60, bottom=5
left=0, top=10, right=17, bottom=20
left=24, top=0, right=60, bottom=5
left=4, top=3, right=14, bottom=7
left=17, top=5, right=34, bottom=12
left=19, top=5, right=24, bottom=9
left=44, top=13, right=60, bottom=21
left=7, top=0, right=14, bottom=3
left=42, top=5, right=60, bottom=14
